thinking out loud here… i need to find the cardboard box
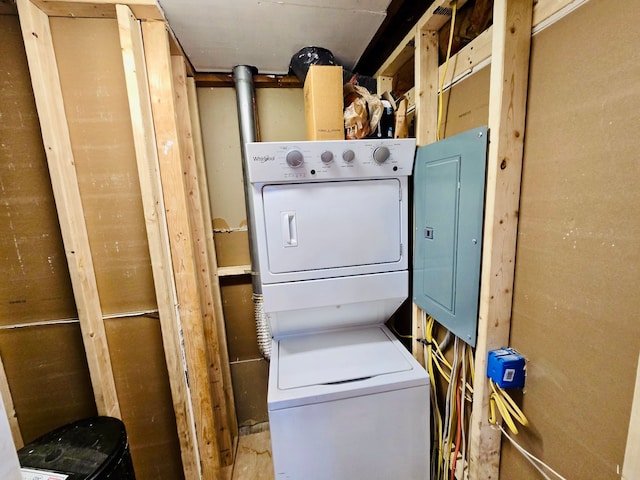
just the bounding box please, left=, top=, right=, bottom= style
left=304, top=65, right=344, bottom=140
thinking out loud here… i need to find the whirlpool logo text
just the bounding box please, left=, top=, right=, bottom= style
left=252, top=155, right=275, bottom=163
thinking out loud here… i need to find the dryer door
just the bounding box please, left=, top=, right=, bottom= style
left=261, top=179, right=402, bottom=277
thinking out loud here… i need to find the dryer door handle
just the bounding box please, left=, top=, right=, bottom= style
left=281, top=211, right=298, bottom=247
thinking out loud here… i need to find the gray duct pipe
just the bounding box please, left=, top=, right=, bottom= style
left=233, top=65, right=271, bottom=359
left=233, top=65, right=261, bottom=293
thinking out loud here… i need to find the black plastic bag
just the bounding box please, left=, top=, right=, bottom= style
left=289, top=46, right=336, bottom=83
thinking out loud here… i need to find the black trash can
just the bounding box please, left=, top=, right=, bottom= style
left=18, top=416, right=136, bottom=479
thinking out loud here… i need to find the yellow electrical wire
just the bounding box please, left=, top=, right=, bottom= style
left=436, top=0, right=458, bottom=141
left=488, top=378, right=528, bottom=435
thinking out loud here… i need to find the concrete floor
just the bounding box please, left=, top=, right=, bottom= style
left=230, top=429, right=274, bottom=480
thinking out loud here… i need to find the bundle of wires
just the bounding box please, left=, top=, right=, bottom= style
left=422, top=312, right=473, bottom=480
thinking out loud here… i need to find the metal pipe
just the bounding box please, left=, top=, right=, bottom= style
left=233, top=65, right=272, bottom=359
left=232, top=65, right=261, bottom=293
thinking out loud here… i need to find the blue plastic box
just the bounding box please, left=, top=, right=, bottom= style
left=487, top=347, right=526, bottom=388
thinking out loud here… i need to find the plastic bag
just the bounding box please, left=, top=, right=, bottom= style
left=343, top=83, right=383, bottom=140
left=289, top=47, right=336, bottom=83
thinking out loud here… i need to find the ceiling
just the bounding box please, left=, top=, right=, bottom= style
left=159, top=0, right=393, bottom=75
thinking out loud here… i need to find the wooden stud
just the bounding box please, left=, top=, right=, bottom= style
left=31, top=0, right=164, bottom=20
left=623, top=353, right=640, bottom=479
left=468, top=1, right=533, bottom=479
left=411, top=26, right=439, bottom=365
left=0, top=354, right=22, bottom=449
left=375, top=0, right=470, bottom=79
left=142, top=20, right=221, bottom=479
left=16, top=0, right=120, bottom=419
left=172, top=54, right=234, bottom=467
left=375, top=28, right=416, bottom=79
left=186, top=76, right=239, bottom=446
left=376, top=75, right=393, bottom=95
left=115, top=6, right=202, bottom=479
left=439, top=26, right=493, bottom=90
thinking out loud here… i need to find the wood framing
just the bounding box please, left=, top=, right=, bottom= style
left=0, top=355, right=22, bottom=449
left=375, top=0, right=470, bottom=79
left=142, top=19, right=221, bottom=479
left=172, top=55, right=234, bottom=467
left=186, top=76, right=238, bottom=445
left=468, top=1, right=533, bottom=478
left=411, top=25, right=439, bottom=365
left=623, top=353, right=640, bottom=479
left=16, top=0, right=120, bottom=419
left=115, top=6, right=201, bottom=479
left=31, top=0, right=163, bottom=20
left=195, top=72, right=302, bottom=89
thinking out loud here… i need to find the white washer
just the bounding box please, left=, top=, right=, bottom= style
left=245, top=139, right=429, bottom=480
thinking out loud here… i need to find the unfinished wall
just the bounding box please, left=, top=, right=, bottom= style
left=0, top=12, right=97, bottom=445
left=503, top=1, right=640, bottom=478
left=45, top=15, right=185, bottom=479
left=198, top=86, right=305, bottom=427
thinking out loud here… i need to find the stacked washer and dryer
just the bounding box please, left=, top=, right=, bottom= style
left=245, top=138, right=430, bottom=479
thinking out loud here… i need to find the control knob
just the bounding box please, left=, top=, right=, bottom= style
left=342, top=149, right=355, bottom=163
left=320, top=150, right=334, bottom=164
left=373, top=146, right=391, bottom=164
left=286, top=149, right=304, bottom=168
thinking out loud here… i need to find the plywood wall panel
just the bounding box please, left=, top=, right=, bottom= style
left=105, top=316, right=184, bottom=480
left=0, top=14, right=76, bottom=325
left=504, top=1, right=640, bottom=478
left=222, top=277, right=260, bottom=362
left=49, top=17, right=156, bottom=316
left=0, top=324, right=96, bottom=444
left=255, top=88, right=305, bottom=142
left=442, top=66, right=490, bottom=139
left=198, top=87, right=246, bottom=231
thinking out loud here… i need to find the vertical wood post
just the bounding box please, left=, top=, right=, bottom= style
left=412, top=26, right=439, bottom=365
left=16, top=0, right=120, bottom=418
left=468, top=1, right=533, bottom=478
left=172, top=55, right=234, bottom=466
left=142, top=20, right=221, bottom=479
left=0, top=355, right=22, bottom=448
left=186, top=77, right=238, bottom=447
left=116, top=6, right=202, bottom=479
left=623, top=353, right=640, bottom=479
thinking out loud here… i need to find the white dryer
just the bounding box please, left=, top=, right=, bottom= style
left=245, top=139, right=429, bottom=480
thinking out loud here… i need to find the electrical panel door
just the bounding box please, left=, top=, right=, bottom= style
left=413, top=126, right=487, bottom=346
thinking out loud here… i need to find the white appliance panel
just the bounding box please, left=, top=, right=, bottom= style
left=263, top=271, right=407, bottom=337
left=278, top=327, right=411, bottom=389
left=268, top=325, right=430, bottom=480
left=269, top=386, right=429, bottom=480
left=246, top=139, right=416, bottom=184
left=262, top=179, right=401, bottom=274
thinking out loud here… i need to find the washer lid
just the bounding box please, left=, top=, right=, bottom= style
left=277, top=327, right=412, bottom=390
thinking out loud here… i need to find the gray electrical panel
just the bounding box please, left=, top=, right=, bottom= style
left=413, top=126, right=488, bottom=346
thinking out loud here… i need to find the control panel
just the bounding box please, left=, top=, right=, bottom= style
left=245, top=139, right=416, bottom=183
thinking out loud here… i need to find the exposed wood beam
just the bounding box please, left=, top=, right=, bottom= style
left=116, top=6, right=201, bottom=479
left=186, top=76, right=238, bottom=447
left=172, top=54, right=234, bottom=467
left=0, top=355, right=22, bottom=449
left=468, top=1, right=533, bottom=478
left=195, top=72, right=302, bottom=89
left=31, top=0, right=163, bottom=19
left=412, top=25, right=439, bottom=365
left=16, top=0, right=120, bottom=419
left=142, top=19, right=221, bottom=479
left=623, top=353, right=640, bottom=479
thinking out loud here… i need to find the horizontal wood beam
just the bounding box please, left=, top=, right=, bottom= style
left=31, top=0, right=163, bottom=19
left=195, top=72, right=302, bottom=88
